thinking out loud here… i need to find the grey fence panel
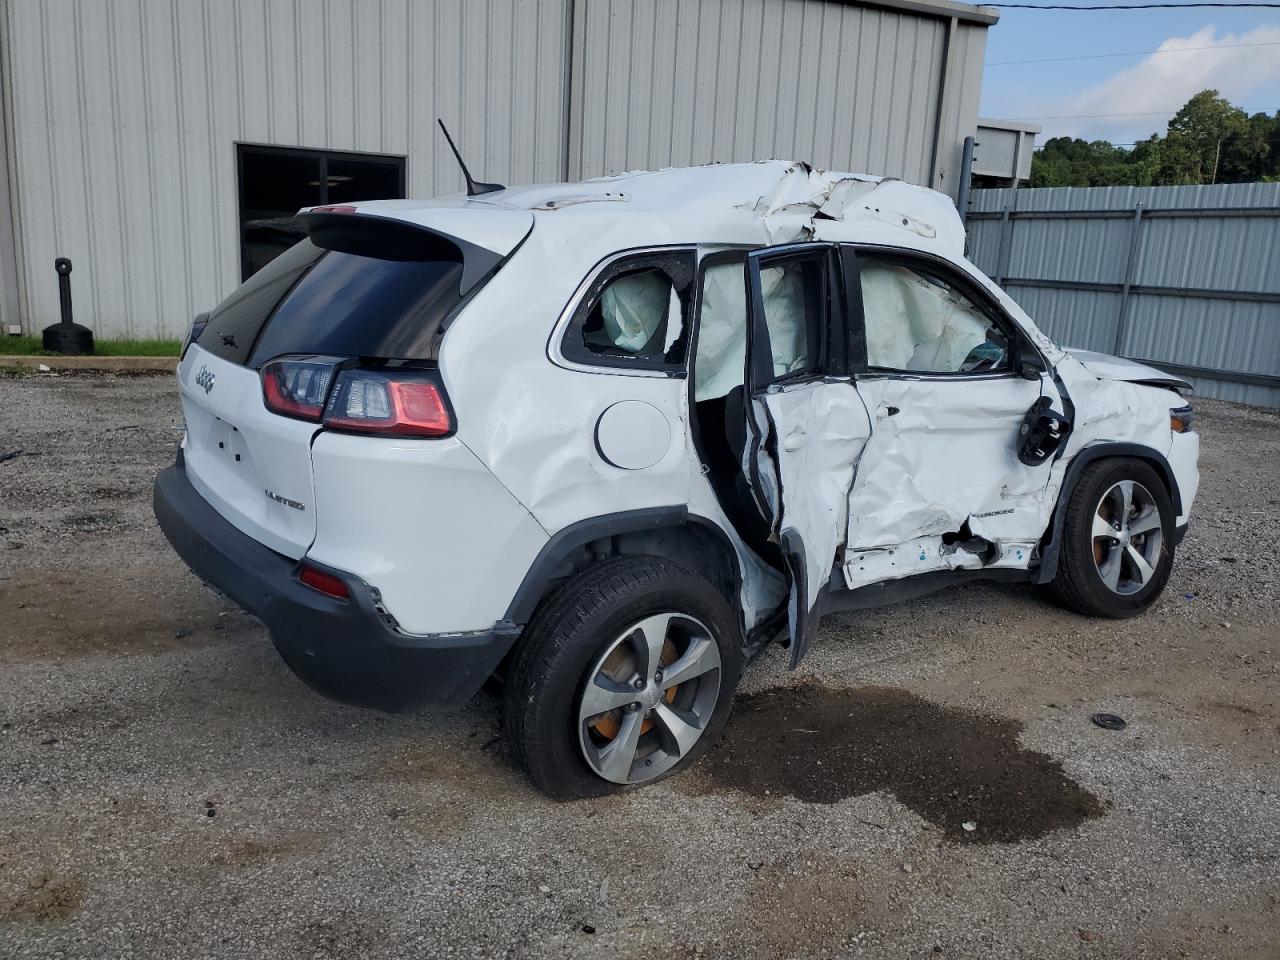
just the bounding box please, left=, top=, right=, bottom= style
left=967, top=182, right=1280, bottom=409
left=1001, top=285, right=1122, bottom=354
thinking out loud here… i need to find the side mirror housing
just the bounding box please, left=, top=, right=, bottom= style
left=1018, top=352, right=1046, bottom=381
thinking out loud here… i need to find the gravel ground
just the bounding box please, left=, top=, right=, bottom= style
left=1, top=370, right=1277, bottom=959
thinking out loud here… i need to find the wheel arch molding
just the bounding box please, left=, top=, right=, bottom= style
left=502, top=507, right=745, bottom=628
left=1035, top=442, right=1183, bottom=585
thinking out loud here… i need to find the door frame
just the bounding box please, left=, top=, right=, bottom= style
left=742, top=241, right=859, bottom=666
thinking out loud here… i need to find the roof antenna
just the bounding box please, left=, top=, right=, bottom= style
left=437, top=119, right=504, bottom=196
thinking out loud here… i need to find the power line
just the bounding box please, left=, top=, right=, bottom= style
left=989, top=3, right=1280, bottom=9
left=987, top=40, right=1280, bottom=65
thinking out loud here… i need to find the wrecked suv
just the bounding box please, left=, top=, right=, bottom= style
left=154, top=161, right=1200, bottom=798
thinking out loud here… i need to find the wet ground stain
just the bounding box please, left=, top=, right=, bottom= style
left=4, top=872, right=85, bottom=923
left=701, top=684, right=1104, bottom=843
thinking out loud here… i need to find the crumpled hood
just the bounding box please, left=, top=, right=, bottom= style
left=1066, top=349, right=1192, bottom=392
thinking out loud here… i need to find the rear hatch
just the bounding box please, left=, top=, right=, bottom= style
left=177, top=206, right=532, bottom=558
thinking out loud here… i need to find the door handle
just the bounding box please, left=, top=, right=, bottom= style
left=783, top=431, right=809, bottom=451
left=878, top=405, right=900, bottom=418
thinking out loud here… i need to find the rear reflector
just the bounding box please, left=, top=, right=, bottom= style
left=323, top=369, right=454, bottom=437
left=298, top=563, right=350, bottom=600
left=261, top=357, right=338, bottom=421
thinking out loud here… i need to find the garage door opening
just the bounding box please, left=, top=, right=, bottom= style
left=236, top=144, right=406, bottom=280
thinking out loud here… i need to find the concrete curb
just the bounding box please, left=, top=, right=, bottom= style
left=0, top=355, right=177, bottom=372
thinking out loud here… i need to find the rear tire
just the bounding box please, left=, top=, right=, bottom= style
left=503, top=556, right=742, bottom=799
left=1049, top=457, right=1175, bottom=618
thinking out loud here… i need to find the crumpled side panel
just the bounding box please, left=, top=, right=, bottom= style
left=1056, top=355, right=1178, bottom=460
left=843, top=374, right=1056, bottom=590
left=747, top=381, right=871, bottom=632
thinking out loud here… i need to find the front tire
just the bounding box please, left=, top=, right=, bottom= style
left=1049, top=457, right=1175, bottom=618
left=503, top=556, right=742, bottom=799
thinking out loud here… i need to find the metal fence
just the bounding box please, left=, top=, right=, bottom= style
left=966, top=183, right=1280, bottom=409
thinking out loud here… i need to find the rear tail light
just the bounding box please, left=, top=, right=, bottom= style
left=260, top=357, right=454, bottom=437
left=260, top=357, right=339, bottom=421
left=298, top=562, right=350, bottom=600
left=323, top=369, right=454, bottom=437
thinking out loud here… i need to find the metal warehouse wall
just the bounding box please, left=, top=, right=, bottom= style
left=0, top=0, right=570, bottom=340
left=569, top=0, right=987, bottom=194
left=0, top=0, right=993, bottom=339
left=968, top=183, right=1280, bottom=409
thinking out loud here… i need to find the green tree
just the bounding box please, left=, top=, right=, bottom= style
left=1153, top=132, right=1204, bottom=185
left=1160, top=90, right=1247, bottom=184
left=1220, top=111, right=1280, bottom=183
left=1027, top=90, right=1274, bottom=188
left=1029, top=137, right=1136, bottom=187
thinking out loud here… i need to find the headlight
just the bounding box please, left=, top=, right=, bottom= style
left=1170, top=404, right=1194, bottom=433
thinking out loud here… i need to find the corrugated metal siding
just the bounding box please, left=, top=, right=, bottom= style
left=932, top=22, right=985, bottom=196
left=968, top=183, right=1280, bottom=408
left=2, top=0, right=983, bottom=340
left=572, top=0, right=947, bottom=188
left=2, top=0, right=569, bottom=338
left=0, top=0, right=21, bottom=335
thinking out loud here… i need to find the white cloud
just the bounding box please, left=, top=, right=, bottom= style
left=1011, top=25, right=1280, bottom=144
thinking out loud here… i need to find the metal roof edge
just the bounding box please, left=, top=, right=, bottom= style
left=978, top=117, right=1043, bottom=134
left=833, top=0, right=999, bottom=27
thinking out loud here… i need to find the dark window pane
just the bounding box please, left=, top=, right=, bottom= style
left=326, top=157, right=403, bottom=205
left=238, top=146, right=405, bottom=280
left=241, top=151, right=321, bottom=215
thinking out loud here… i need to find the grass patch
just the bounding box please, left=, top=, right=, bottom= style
left=1, top=335, right=181, bottom=357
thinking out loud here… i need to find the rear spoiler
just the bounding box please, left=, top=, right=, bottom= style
left=298, top=211, right=504, bottom=295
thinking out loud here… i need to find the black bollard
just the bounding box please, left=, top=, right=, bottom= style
left=42, top=258, right=95, bottom=355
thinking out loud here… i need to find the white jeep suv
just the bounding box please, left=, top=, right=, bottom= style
left=154, top=161, right=1200, bottom=797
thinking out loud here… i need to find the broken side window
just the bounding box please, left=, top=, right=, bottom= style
left=860, top=260, right=1009, bottom=375
left=562, top=250, right=695, bottom=372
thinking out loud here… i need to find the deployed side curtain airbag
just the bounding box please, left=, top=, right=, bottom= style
left=862, top=263, right=988, bottom=372
left=760, top=264, right=810, bottom=378
left=600, top=271, right=672, bottom=353
left=694, top=262, right=749, bottom=402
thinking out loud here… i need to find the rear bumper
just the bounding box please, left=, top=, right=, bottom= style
left=153, top=455, right=519, bottom=710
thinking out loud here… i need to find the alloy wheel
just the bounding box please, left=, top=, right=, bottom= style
left=1092, top=479, right=1164, bottom=596
left=576, top=612, right=722, bottom=785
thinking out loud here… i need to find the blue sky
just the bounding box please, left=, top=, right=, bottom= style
left=979, top=2, right=1280, bottom=146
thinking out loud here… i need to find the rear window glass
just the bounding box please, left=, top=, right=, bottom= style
left=195, top=237, right=470, bottom=367
left=196, top=241, right=323, bottom=366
